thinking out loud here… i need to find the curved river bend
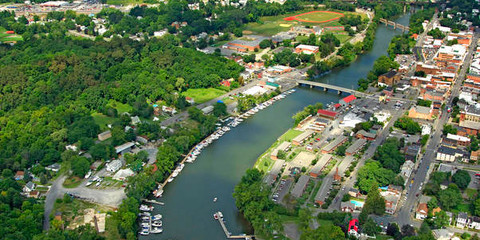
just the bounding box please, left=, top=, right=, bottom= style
left=143, top=12, right=412, bottom=240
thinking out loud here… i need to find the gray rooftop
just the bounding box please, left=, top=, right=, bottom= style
left=269, top=160, right=285, bottom=176
left=323, top=135, right=347, bottom=152
left=310, top=154, right=332, bottom=175
left=291, top=175, right=310, bottom=198
left=345, top=138, right=367, bottom=155
left=292, top=130, right=314, bottom=143
left=414, top=105, right=432, bottom=114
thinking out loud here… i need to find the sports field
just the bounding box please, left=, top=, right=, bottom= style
left=284, top=11, right=344, bottom=23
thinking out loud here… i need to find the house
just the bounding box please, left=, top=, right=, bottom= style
left=66, top=144, right=78, bottom=152
left=347, top=219, right=360, bottom=238
left=432, top=229, right=454, bottom=240
left=295, top=44, right=319, bottom=54
left=339, top=95, right=356, bottom=106
left=15, top=171, right=25, bottom=181
left=408, top=105, right=433, bottom=120
left=405, top=144, right=421, bottom=157
left=321, top=135, right=347, bottom=154
left=400, top=160, right=415, bottom=182
left=380, top=185, right=402, bottom=214
left=317, top=109, right=338, bottom=119
left=348, top=188, right=360, bottom=198
left=45, top=163, right=60, bottom=172
left=457, top=212, right=468, bottom=228
left=113, top=169, right=135, bottom=181
left=356, top=130, right=376, bottom=140
left=341, top=201, right=356, bottom=213
left=292, top=130, right=314, bottom=146
left=28, top=190, right=40, bottom=199
left=106, top=160, right=122, bottom=172
left=201, top=105, right=214, bottom=114
left=98, top=130, right=112, bottom=141
left=469, top=216, right=480, bottom=230
left=131, top=116, right=141, bottom=126
left=224, top=35, right=269, bottom=52
left=185, top=96, right=195, bottom=104
left=115, top=142, right=135, bottom=155
left=307, top=117, right=329, bottom=132
left=378, top=70, right=401, bottom=86
left=436, top=146, right=466, bottom=162
left=309, top=154, right=332, bottom=178
left=271, top=142, right=291, bottom=160
left=416, top=203, right=428, bottom=220
left=291, top=175, right=310, bottom=198
left=23, top=181, right=36, bottom=193
left=345, top=138, right=367, bottom=156
left=471, top=149, right=480, bottom=161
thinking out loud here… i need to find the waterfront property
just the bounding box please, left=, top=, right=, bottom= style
left=265, top=160, right=285, bottom=185
left=309, top=154, right=332, bottom=178
left=270, top=142, right=292, bottom=160
left=291, top=175, right=310, bottom=198
left=292, top=130, right=314, bottom=146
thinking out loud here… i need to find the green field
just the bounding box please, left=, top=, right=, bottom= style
left=0, top=27, right=23, bottom=43
left=92, top=112, right=116, bottom=130
left=106, top=0, right=143, bottom=5
left=279, top=129, right=303, bottom=142
left=295, top=11, right=343, bottom=22
left=183, top=88, right=226, bottom=104
left=106, top=99, right=133, bottom=113
left=333, top=34, right=352, bottom=44
left=244, top=10, right=365, bottom=36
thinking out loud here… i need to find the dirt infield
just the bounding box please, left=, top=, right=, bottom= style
left=284, top=11, right=344, bottom=24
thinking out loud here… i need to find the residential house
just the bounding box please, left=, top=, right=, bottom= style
left=445, top=133, right=471, bottom=146
left=265, top=160, right=285, bottom=185
left=28, top=190, right=40, bottom=199
left=416, top=203, right=428, bottom=220
left=341, top=201, right=356, bottom=213
left=185, top=97, right=195, bottom=105
left=436, top=146, right=466, bottom=162
left=270, top=142, right=291, bottom=160
left=400, top=160, right=415, bottom=182
left=23, top=181, right=36, bottom=193
left=469, top=216, right=480, bottom=230
left=115, top=142, right=135, bottom=155
left=348, top=188, right=360, bottom=198
left=45, top=163, right=60, bottom=172
left=339, top=95, right=356, bottom=106
left=15, top=171, right=24, bottom=181
left=291, top=175, right=310, bottom=198
left=432, top=229, right=454, bottom=240
left=98, top=130, right=112, bottom=141
left=131, top=116, right=141, bottom=126
left=309, top=154, right=332, bottom=178
left=471, top=149, right=480, bottom=161
left=348, top=219, right=360, bottom=238
left=457, top=212, right=468, bottom=228
left=405, top=144, right=421, bottom=157
left=378, top=70, right=401, bottom=86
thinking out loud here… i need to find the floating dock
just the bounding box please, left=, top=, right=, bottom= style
left=215, top=211, right=254, bottom=239
left=142, top=199, right=164, bottom=205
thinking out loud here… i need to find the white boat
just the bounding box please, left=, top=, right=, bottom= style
left=152, top=220, right=163, bottom=227
left=153, top=214, right=162, bottom=220
left=213, top=197, right=217, bottom=202
left=153, top=189, right=163, bottom=198
left=84, top=170, right=92, bottom=179
left=140, top=205, right=154, bottom=211
left=151, top=227, right=163, bottom=234
left=140, top=230, right=149, bottom=235
left=142, top=216, right=150, bottom=221
left=86, top=181, right=93, bottom=186
left=141, top=222, right=150, bottom=227
left=168, top=177, right=174, bottom=182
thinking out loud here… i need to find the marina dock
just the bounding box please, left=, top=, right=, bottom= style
left=215, top=212, right=254, bottom=239
left=142, top=199, right=164, bottom=205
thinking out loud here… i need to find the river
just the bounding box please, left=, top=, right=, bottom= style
left=143, top=11, right=412, bottom=240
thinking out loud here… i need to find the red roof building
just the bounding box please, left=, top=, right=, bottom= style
left=339, top=95, right=356, bottom=106
left=317, top=109, right=338, bottom=119
left=348, top=219, right=360, bottom=237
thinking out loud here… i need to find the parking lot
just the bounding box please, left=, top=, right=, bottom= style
left=272, top=178, right=293, bottom=204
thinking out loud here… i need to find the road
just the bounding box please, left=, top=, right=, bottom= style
left=395, top=31, right=479, bottom=227
left=43, top=175, right=67, bottom=230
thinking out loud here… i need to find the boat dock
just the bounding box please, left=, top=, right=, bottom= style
left=215, top=212, right=254, bottom=239
left=142, top=199, right=165, bottom=205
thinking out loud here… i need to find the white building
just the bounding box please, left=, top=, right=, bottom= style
left=106, top=160, right=122, bottom=172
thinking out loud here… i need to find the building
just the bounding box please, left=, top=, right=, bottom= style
left=317, top=109, right=338, bottom=119
left=291, top=175, right=310, bottom=198
left=295, top=44, right=319, bottom=54
left=432, top=229, right=454, bottom=240
left=292, top=130, right=314, bottom=146
left=356, top=130, right=376, bottom=140
left=400, top=160, right=415, bottom=182
left=341, top=201, right=356, bottom=213
left=348, top=188, right=360, bottom=198
left=471, top=149, right=480, bottom=161
left=289, top=26, right=322, bottom=35
left=380, top=185, right=402, bottom=214
left=347, top=219, right=360, bottom=238
left=345, top=138, right=367, bottom=156
left=224, top=35, right=269, bottom=52
left=405, top=144, right=421, bottom=157
left=115, top=142, right=135, bottom=155
left=436, top=146, right=466, bottom=162
left=321, top=135, right=347, bottom=154
left=469, top=216, right=480, bottom=230
left=416, top=203, right=428, bottom=220
left=98, top=131, right=112, bottom=141
left=185, top=96, right=195, bottom=104
left=131, top=116, right=141, bottom=126
left=339, top=95, right=356, bottom=106
left=459, top=105, right=480, bottom=135
left=309, top=154, right=332, bottom=178
left=106, top=160, right=122, bottom=172
left=272, top=31, right=296, bottom=43
left=45, top=163, right=60, bottom=172
left=271, top=142, right=291, bottom=160
left=113, top=169, right=134, bottom=181
left=457, top=212, right=468, bottom=228
left=408, top=105, right=433, bottom=120
left=445, top=133, right=471, bottom=146
left=378, top=70, right=401, bottom=86
left=23, top=181, right=36, bottom=193
left=307, top=117, right=330, bottom=132
left=265, top=160, right=285, bottom=185
left=15, top=171, right=24, bottom=181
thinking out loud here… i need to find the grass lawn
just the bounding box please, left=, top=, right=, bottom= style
left=106, top=0, right=142, bottom=5
left=106, top=99, right=133, bottom=114
left=0, top=27, right=23, bottom=42
left=63, top=176, right=83, bottom=188
left=466, top=188, right=478, bottom=200
left=333, top=33, right=352, bottom=44
left=278, top=129, right=303, bottom=142
left=455, top=202, right=471, bottom=213
left=92, top=112, right=116, bottom=130
left=294, top=11, right=344, bottom=23
left=104, top=216, right=121, bottom=240
left=183, top=88, right=226, bottom=104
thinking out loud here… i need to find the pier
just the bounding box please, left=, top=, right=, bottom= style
left=142, top=199, right=165, bottom=205
left=215, top=212, right=255, bottom=239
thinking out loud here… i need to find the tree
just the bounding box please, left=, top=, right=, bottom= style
left=259, top=39, right=272, bottom=49
left=373, top=137, right=405, bottom=173
left=401, top=224, right=416, bottom=237
left=474, top=198, right=480, bottom=216
left=71, top=157, right=90, bottom=177
left=363, top=217, right=381, bottom=236
left=300, top=224, right=345, bottom=240
left=386, top=223, right=400, bottom=238
left=433, top=210, right=450, bottom=229
left=452, top=170, right=471, bottom=190
left=442, top=124, right=457, bottom=135
left=438, top=184, right=462, bottom=210
left=363, top=184, right=386, bottom=215
left=213, top=102, right=227, bottom=117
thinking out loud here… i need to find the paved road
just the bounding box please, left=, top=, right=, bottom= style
left=395, top=31, right=479, bottom=227
left=43, top=175, right=67, bottom=230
